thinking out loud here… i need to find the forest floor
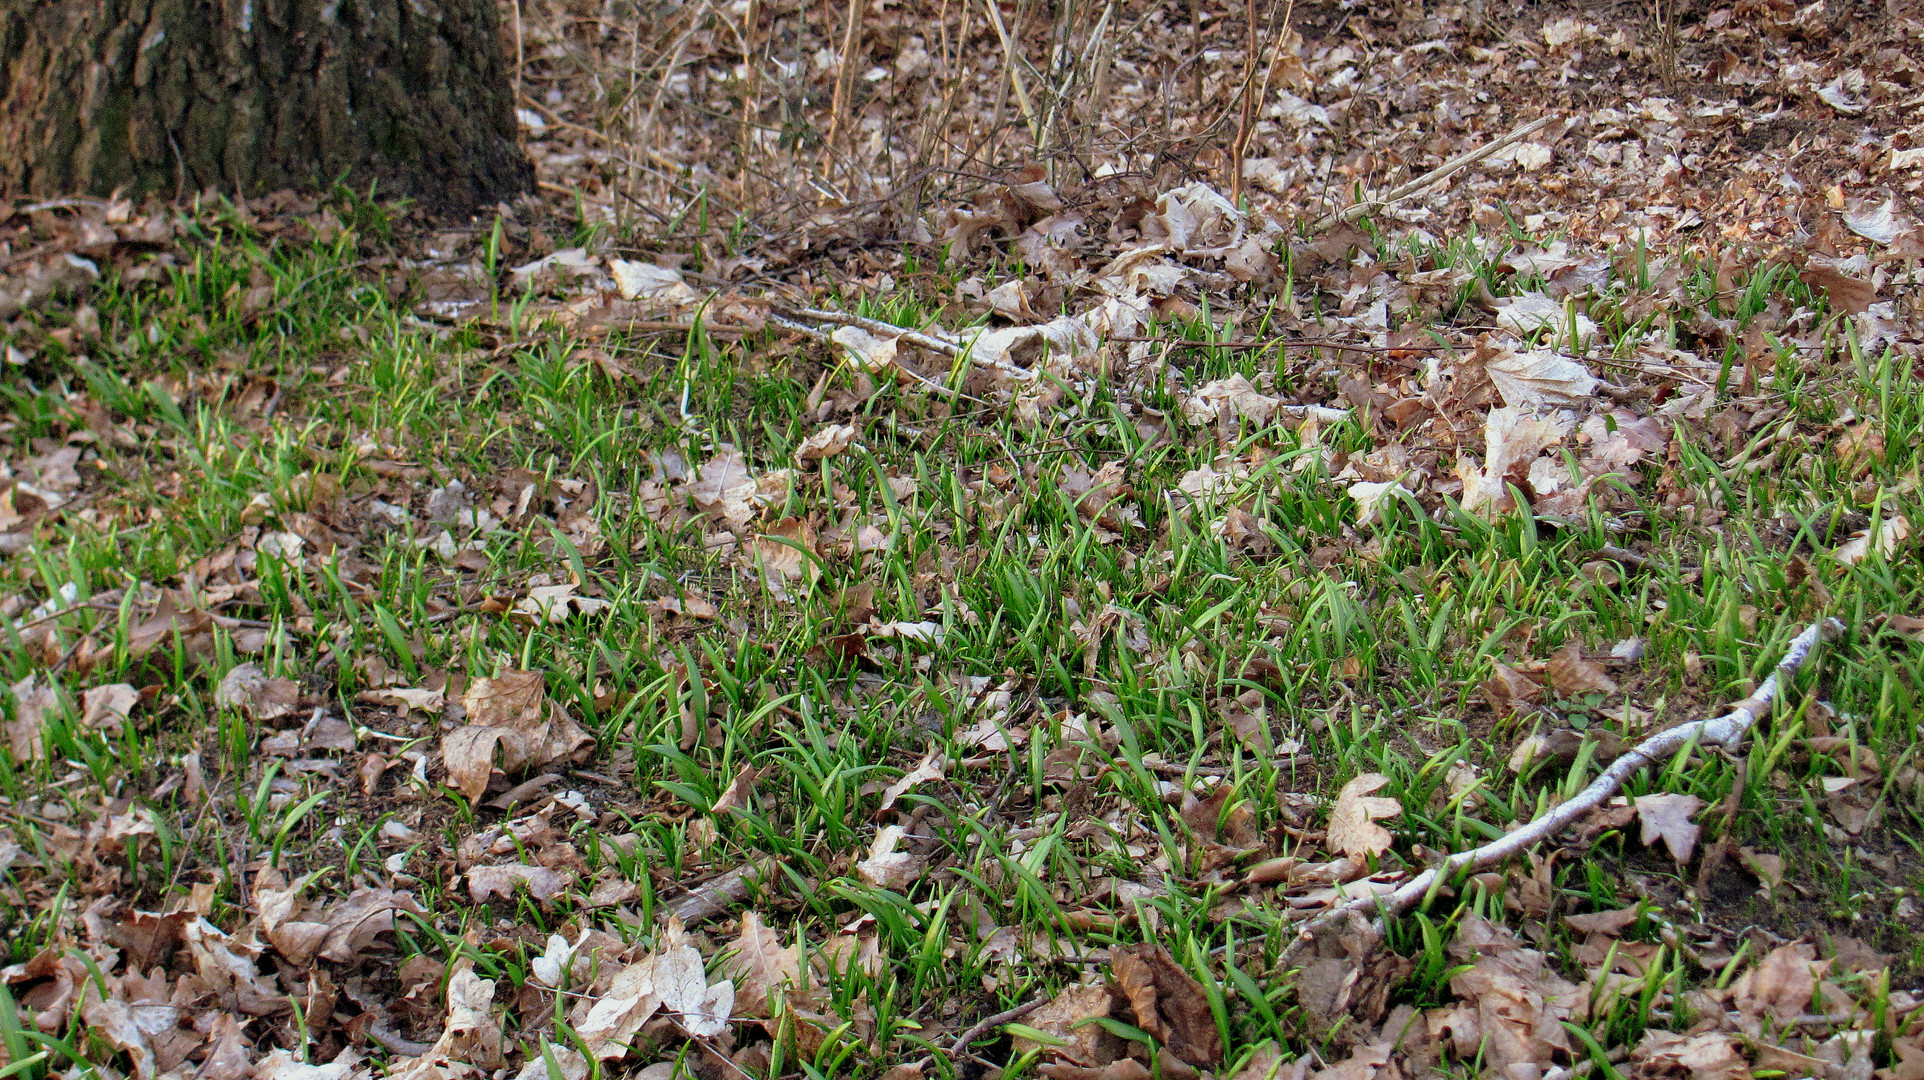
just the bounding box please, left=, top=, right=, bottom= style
left=1, top=2, right=1923, bottom=1080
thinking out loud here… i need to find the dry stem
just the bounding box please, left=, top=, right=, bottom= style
left=1306, top=113, right=1563, bottom=233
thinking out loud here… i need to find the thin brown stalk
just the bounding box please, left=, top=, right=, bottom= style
left=635, top=3, right=711, bottom=159
left=1231, top=0, right=1292, bottom=206
left=822, top=0, right=870, bottom=164
left=1306, top=113, right=1563, bottom=233
left=982, top=0, right=1041, bottom=146
left=511, top=0, right=525, bottom=111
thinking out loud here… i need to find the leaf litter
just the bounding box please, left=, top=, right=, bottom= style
left=3, top=1, right=1924, bottom=1079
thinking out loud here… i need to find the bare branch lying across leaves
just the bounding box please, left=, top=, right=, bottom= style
left=1281, top=617, right=1846, bottom=966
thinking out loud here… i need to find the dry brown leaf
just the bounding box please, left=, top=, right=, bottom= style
left=1800, top=265, right=1877, bottom=316
left=876, top=750, right=945, bottom=816
left=387, top=963, right=504, bottom=1080
left=651, top=921, right=735, bottom=1037
left=1833, top=515, right=1911, bottom=566
left=723, top=911, right=806, bottom=1018
left=1038, top=1061, right=1154, bottom=1080
left=1737, top=846, right=1784, bottom=896
left=1012, top=983, right=1125, bottom=1066
left=710, top=763, right=766, bottom=816
left=1634, top=793, right=1703, bottom=862
left=214, top=662, right=301, bottom=721
left=575, top=961, right=665, bottom=1059
left=468, top=864, right=571, bottom=904
left=251, top=1047, right=371, bottom=1080
left=1327, top=774, right=1401, bottom=859
left=1483, top=347, right=1598, bottom=409
left=1545, top=644, right=1620, bottom=697
left=1483, top=663, right=1543, bottom=717
left=1226, top=1042, right=1307, bottom=1080
left=1730, top=943, right=1823, bottom=1024
left=442, top=671, right=593, bottom=803
left=1458, top=407, right=1570, bottom=515
left=1109, top=944, right=1223, bottom=1066
left=79, top=683, right=140, bottom=732
left=795, top=423, right=858, bottom=464
left=1879, top=1036, right=1924, bottom=1080
left=855, top=824, right=925, bottom=890
left=5, top=675, right=56, bottom=761
left=749, top=516, right=820, bottom=598
left=1181, top=784, right=1260, bottom=850
left=1633, top=1030, right=1750, bottom=1080
left=1433, top=915, right=1579, bottom=1073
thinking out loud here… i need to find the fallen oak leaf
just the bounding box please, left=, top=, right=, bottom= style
left=1800, top=265, right=1877, bottom=316
left=1327, top=773, right=1401, bottom=859
left=468, top=864, right=572, bottom=904
left=1633, top=792, right=1702, bottom=862
left=441, top=670, right=594, bottom=804
left=1011, top=983, right=1126, bottom=1067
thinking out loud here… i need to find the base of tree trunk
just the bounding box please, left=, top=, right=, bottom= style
left=0, top=0, right=532, bottom=213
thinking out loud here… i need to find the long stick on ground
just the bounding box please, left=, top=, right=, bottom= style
left=774, top=305, right=1037, bottom=379
left=1306, top=113, right=1564, bottom=234
left=1281, top=617, right=1844, bottom=965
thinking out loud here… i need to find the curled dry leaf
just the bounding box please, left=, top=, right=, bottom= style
left=749, top=517, right=820, bottom=598
left=442, top=670, right=593, bottom=804
left=468, top=863, right=572, bottom=904
left=387, top=964, right=504, bottom=1080
left=795, top=423, right=858, bottom=464
left=1832, top=515, right=1910, bottom=566
left=1182, top=375, right=1280, bottom=427
left=1800, top=265, right=1877, bottom=316
left=1482, top=347, right=1598, bottom=409
left=512, top=583, right=613, bottom=624
left=215, top=662, right=301, bottom=721
left=876, top=749, right=945, bottom=816
left=608, top=260, right=699, bottom=304
left=855, top=824, right=925, bottom=890
left=1348, top=480, right=1413, bottom=527
left=5, top=675, right=57, bottom=760
left=1633, top=1030, right=1749, bottom=1080
left=79, top=683, right=141, bottom=732
left=1327, top=773, right=1401, bottom=859
left=1738, top=846, right=1784, bottom=896
left=647, top=921, right=735, bottom=1038
left=1109, top=944, right=1222, bottom=1066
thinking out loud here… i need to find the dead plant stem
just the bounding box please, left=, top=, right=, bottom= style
left=1306, top=113, right=1563, bottom=233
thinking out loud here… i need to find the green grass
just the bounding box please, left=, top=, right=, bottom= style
left=0, top=207, right=1919, bottom=1080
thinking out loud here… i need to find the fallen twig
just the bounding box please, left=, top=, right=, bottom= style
left=665, top=856, right=776, bottom=925
left=768, top=314, right=987, bottom=403
left=1307, top=114, right=1565, bottom=233
left=777, top=305, right=967, bottom=358
left=949, top=996, right=1050, bottom=1058
left=1281, top=617, right=1844, bottom=966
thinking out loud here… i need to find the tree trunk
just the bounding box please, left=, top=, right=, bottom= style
left=0, top=0, right=532, bottom=212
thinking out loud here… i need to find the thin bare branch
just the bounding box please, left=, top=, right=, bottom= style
left=1306, top=113, right=1565, bottom=233
left=1280, top=617, right=1845, bottom=966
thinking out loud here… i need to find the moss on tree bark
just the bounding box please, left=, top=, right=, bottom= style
left=0, top=0, right=532, bottom=212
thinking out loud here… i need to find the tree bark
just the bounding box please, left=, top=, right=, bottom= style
left=0, top=0, right=532, bottom=212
